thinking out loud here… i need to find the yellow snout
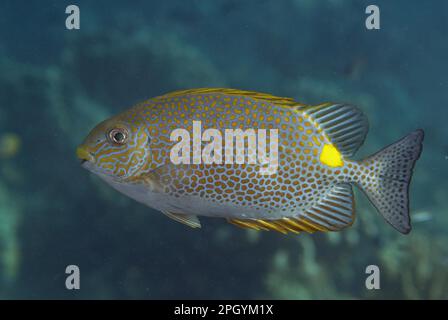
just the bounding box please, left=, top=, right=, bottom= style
left=76, top=146, right=95, bottom=162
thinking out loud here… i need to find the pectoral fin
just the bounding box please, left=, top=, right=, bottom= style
left=162, top=210, right=201, bottom=228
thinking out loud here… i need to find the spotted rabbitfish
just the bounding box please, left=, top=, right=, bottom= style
left=77, top=88, right=424, bottom=234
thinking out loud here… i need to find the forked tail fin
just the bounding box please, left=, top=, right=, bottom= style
left=358, top=130, right=424, bottom=234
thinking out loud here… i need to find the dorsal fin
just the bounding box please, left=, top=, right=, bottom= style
left=303, top=103, right=369, bottom=157
left=155, top=88, right=306, bottom=108
left=162, top=210, right=201, bottom=228
left=227, top=183, right=355, bottom=234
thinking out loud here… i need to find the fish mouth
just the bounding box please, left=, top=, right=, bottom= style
left=76, top=146, right=95, bottom=167
left=76, top=145, right=113, bottom=179
left=80, top=159, right=90, bottom=169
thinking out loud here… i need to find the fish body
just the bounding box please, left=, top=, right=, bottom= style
left=77, top=88, right=424, bottom=234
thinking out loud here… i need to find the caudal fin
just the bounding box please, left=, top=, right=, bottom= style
left=358, top=130, right=424, bottom=234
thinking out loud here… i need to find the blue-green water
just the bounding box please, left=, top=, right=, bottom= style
left=0, top=0, right=447, bottom=299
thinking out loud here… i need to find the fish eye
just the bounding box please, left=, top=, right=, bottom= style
left=108, top=128, right=128, bottom=145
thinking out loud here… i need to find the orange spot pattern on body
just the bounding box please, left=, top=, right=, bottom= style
left=120, top=91, right=363, bottom=219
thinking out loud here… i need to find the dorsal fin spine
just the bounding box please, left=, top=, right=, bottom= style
left=154, top=88, right=305, bottom=108
left=301, top=103, right=369, bottom=157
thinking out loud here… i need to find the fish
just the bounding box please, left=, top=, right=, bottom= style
left=76, top=88, right=424, bottom=234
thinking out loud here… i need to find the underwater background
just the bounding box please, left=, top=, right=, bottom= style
left=0, top=0, right=447, bottom=299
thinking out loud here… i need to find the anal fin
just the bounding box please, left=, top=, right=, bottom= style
left=228, top=218, right=292, bottom=234
left=162, top=210, right=201, bottom=228
left=228, top=217, right=315, bottom=234
left=227, top=183, right=355, bottom=234
left=300, top=183, right=355, bottom=231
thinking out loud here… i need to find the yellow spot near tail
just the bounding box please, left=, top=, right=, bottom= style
left=320, top=144, right=343, bottom=168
